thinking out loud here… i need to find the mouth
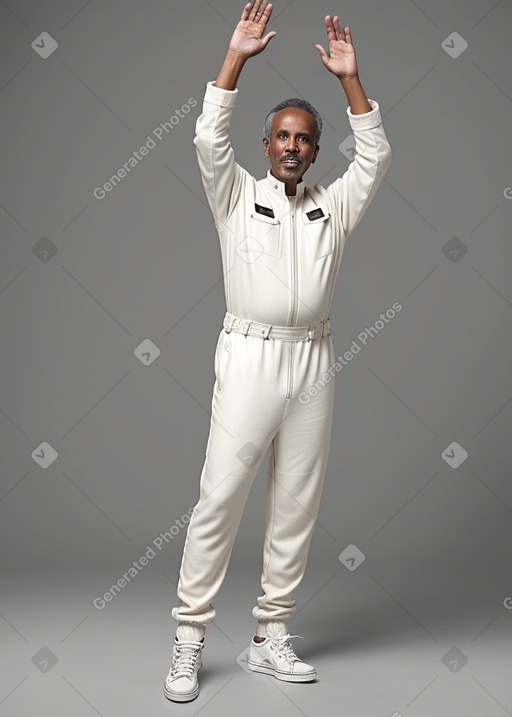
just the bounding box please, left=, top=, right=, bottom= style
left=282, top=158, right=301, bottom=168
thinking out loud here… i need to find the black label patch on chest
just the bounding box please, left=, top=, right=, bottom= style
left=254, top=202, right=275, bottom=218
left=306, top=207, right=325, bottom=221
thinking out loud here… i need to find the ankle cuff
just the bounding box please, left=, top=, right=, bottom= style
left=176, top=621, right=206, bottom=641
left=256, top=619, right=288, bottom=637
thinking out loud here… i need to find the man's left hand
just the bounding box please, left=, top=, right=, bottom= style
left=315, top=15, right=359, bottom=78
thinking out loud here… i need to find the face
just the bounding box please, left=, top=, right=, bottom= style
left=263, top=107, right=319, bottom=193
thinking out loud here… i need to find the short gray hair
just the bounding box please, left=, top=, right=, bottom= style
left=264, top=98, right=323, bottom=144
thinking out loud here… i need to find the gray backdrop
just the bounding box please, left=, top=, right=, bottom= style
left=1, top=1, right=511, bottom=715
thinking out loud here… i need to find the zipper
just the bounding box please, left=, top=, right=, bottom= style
left=286, top=194, right=298, bottom=399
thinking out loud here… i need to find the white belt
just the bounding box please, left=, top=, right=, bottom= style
left=223, top=311, right=331, bottom=341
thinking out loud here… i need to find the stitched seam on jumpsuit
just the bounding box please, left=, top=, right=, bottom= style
left=208, top=101, right=240, bottom=311
left=314, top=186, right=341, bottom=313
left=274, top=467, right=324, bottom=476
left=262, top=439, right=277, bottom=588
left=349, top=125, right=386, bottom=234
left=210, top=104, right=242, bottom=234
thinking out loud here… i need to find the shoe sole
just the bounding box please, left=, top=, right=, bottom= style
left=247, top=658, right=316, bottom=682
left=163, top=682, right=199, bottom=702
left=163, top=658, right=201, bottom=702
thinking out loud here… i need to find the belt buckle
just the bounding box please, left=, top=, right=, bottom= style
left=239, top=318, right=251, bottom=336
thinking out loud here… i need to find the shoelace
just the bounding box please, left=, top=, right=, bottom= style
left=267, top=634, right=304, bottom=664
left=171, top=639, right=203, bottom=679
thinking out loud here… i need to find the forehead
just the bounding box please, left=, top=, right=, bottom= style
left=271, top=107, right=316, bottom=135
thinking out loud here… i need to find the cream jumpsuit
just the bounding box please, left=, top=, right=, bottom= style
left=172, top=80, right=392, bottom=632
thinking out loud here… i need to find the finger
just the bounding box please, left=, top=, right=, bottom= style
left=324, top=15, right=336, bottom=40
left=247, top=0, right=257, bottom=20
left=250, top=0, right=265, bottom=21
left=241, top=2, right=252, bottom=21
left=315, top=43, right=329, bottom=63
left=260, top=2, right=273, bottom=24
left=344, top=26, right=353, bottom=44
left=261, top=29, right=277, bottom=46
left=333, top=15, right=344, bottom=38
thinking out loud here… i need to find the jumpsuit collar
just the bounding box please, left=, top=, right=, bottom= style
left=263, top=168, right=307, bottom=198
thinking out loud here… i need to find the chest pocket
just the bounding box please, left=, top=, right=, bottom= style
left=303, top=207, right=333, bottom=259
left=250, top=209, right=282, bottom=259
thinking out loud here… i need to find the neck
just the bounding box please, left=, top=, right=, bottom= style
left=270, top=169, right=298, bottom=196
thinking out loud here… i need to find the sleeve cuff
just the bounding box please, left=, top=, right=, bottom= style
left=346, top=98, right=382, bottom=130
left=203, top=80, right=239, bottom=108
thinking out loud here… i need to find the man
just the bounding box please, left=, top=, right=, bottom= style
left=164, top=0, right=392, bottom=702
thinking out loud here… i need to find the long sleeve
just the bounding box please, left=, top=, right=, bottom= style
left=193, top=80, right=249, bottom=231
left=326, top=98, right=392, bottom=239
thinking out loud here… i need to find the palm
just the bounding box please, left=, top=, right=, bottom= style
left=325, top=38, right=356, bottom=75
left=229, top=1, right=276, bottom=58
left=315, top=15, right=358, bottom=77
left=230, top=20, right=268, bottom=55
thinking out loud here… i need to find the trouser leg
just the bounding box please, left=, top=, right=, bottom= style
left=253, top=335, right=336, bottom=629
left=172, top=330, right=286, bottom=628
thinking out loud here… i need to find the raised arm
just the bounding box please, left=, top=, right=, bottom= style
left=317, top=15, right=392, bottom=237
left=315, top=15, right=372, bottom=114
left=215, top=0, right=276, bottom=90
left=193, top=1, right=276, bottom=230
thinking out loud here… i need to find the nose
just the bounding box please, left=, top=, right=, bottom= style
left=284, top=136, right=299, bottom=153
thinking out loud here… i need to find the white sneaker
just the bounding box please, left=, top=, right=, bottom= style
left=247, top=633, right=317, bottom=682
left=163, top=636, right=204, bottom=702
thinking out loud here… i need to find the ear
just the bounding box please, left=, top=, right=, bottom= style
left=311, top=144, right=320, bottom=164
left=262, top=137, right=270, bottom=157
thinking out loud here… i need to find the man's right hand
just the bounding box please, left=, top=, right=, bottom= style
left=228, top=0, right=276, bottom=59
